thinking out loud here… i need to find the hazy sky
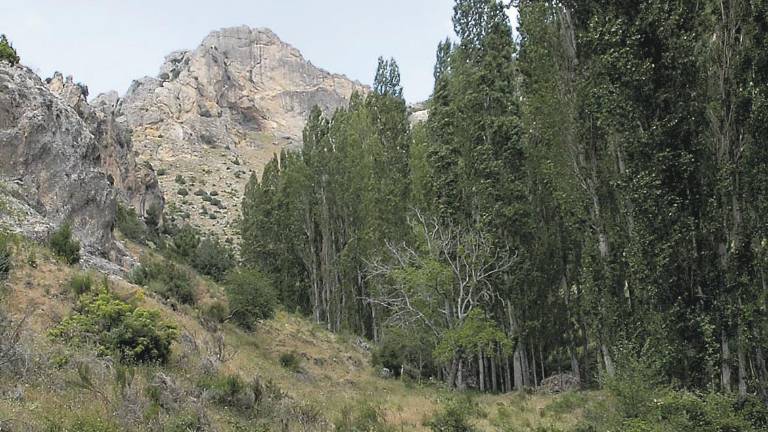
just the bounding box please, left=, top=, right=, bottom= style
left=0, top=1, right=518, bottom=103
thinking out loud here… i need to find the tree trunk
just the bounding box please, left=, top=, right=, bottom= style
left=756, top=347, right=768, bottom=400
left=513, top=343, right=524, bottom=391
left=601, top=343, right=616, bottom=378
left=738, top=328, right=747, bottom=397
left=505, top=357, right=512, bottom=393
left=531, top=344, right=538, bottom=388
left=491, top=349, right=498, bottom=393
left=478, top=350, right=485, bottom=392
left=569, top=346, right=581, bottom=383
left=722, top=329, right=732, bottom=393
left=457, top=358, right=465, bottom=390
left=540, top=345, right=546, bottom=382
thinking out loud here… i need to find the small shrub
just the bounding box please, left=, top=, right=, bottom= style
left=198, top=373, right=256, bottom=412
left=425, top=396, right=478, bottom=432
left=0, top=34, right=20, bottom=65
left=131, top=255, right=196, bottom=305
left=194, top=189, right=207, bottom=197
left=209, top=190, right=219, bottom=196
left=335, top=400, right=394, bottom=432
left=50, top=223, right=80, bottom=265
left=172, top=224, right=200, bottom=259
left=67, top=272, right=93, bottom=297
left=279, top=352, right=302, bottom=372
left=202, top=300, right=229, bottom=323
left=49, top=288, right=178, bottom=364
left=224, top=269, right=277, bottom=330
left=0, top=233, right=12, bottom=280
left=43, top=412, right=120, bottom=432
left=175, top=175, right=186, bottom=185
left=115, top=203, right=146, bottom=243
left=177, top=188, right=189, bottom=196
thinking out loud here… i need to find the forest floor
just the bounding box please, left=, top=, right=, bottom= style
left=0, top=238, right=600, bottom=431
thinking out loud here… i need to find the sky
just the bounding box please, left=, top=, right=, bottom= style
left=0, top=0, right=517, bottom=103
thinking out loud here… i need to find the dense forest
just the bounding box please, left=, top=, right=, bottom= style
left=241, top=0, right=768, bottom=400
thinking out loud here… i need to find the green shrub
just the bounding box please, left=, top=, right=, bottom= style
left=156, top=168, right=167, bottom=176
left=144, top=203, right=162, bottom=235
left=198, top=373, right=256, bottom=412
left=224, top=269, right=277, bottom=330
left=202, top=300, right=229, bottom=323
left=49, top=289, right=178, bottom=364
left=194, top=189, right=207, bottom=196
left=130, top=255, right=196, bottom=305
left=0, top=233, right=12, bottom=280
left=172, top=224, right=200, bottom=259
left=0, top=34, right=19, bottom=65
left=174, top=175, right=186, bottom=185
left=44, top=413, right=120, bottom=432
left=164, top=411, right=206, bottom=432
left=67, top=272, right=93, bottom=297
left=335, top=400, right=394, bottom=432
left=192, top=238, right=234, bottom=281
left=177, top=188, right=189, bottom=196
left=50, top=223, right=80, bottom=265
left=115, top=203, right=146, bottom=243
left=279, top=352, right=302, bottom=372
left=425, top=396, right=478, bottom=432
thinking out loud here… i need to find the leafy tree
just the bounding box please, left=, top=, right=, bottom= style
left=224, top=269, right=277, bottom=330
left=0, top=34, right=19, bottom=65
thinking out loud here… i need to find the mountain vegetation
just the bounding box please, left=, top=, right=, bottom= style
left=239, top=0, right=768, bottom=429
left=2, top=0, right=768, bottom=430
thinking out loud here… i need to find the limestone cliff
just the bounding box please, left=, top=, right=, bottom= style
left=0, top=64, right=116, bottom=256
left=120, top=26, right=369, bottom=240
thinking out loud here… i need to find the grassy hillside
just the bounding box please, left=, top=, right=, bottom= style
left=0, top=238, right=596, bottom=431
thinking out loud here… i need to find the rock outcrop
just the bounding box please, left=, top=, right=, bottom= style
left=120, top=26, right=368, bottom=240
left=47, top=73, right=164, bottom=218
left=0, top=64, right=115, bottom=255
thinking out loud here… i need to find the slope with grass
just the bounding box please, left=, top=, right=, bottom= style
left=0, top=237, right=593, bottom=431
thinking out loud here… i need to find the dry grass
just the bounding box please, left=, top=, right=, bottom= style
left=0, top=240, right=596, bottom=431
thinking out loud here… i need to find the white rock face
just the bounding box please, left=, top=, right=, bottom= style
left=119, top=26, right=369, bottom=240
left=0, top=64, right=115, bottom=255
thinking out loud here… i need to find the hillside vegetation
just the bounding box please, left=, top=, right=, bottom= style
left=0, top=236, right=594, bottom=431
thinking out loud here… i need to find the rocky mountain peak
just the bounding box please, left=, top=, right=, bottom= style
left=120, top=26, right=369, bottom=240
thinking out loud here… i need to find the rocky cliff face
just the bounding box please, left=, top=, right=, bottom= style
left=120, top=26, right=368, bottom=240
left=47, top=73, right=164, bottom=218
left=0, top=64, right=116, bottom=255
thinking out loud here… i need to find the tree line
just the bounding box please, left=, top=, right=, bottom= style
left=241, top=0, right=768, bottom=398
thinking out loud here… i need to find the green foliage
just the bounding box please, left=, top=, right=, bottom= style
left=129, top=255, right=196, bottom=305
left=425, top=396, right=479, bottom=432
left=49, top=288, right=177, bottom=364
left=0, top=233, right=12, bottom=281
left=224, top=269, right=277, bottom=330
left=373, top=326, right=437, bottom=379
left=66, top=272, right=93, bottom=297
left=335, top=400, right=394, bottom=432
left=191, top=238, right=234, bottom=282
left=202, top=300, right=229, bottom=323
left=197, top=373, right=259, bottom=412
left=0, top=34, right=19, bottom=65
left=44, top=413, right=121, bottom=432
left=177, top=188, right=189, bottom=196
left=172, top=224, right=200, bottom=259
left=50, top=223, right=80, bottom=265
left=174, top=175, right=185, bottom=185
left=115, top=203, right=146, bottom=243
left=278, top=351, right=302, bottom=372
